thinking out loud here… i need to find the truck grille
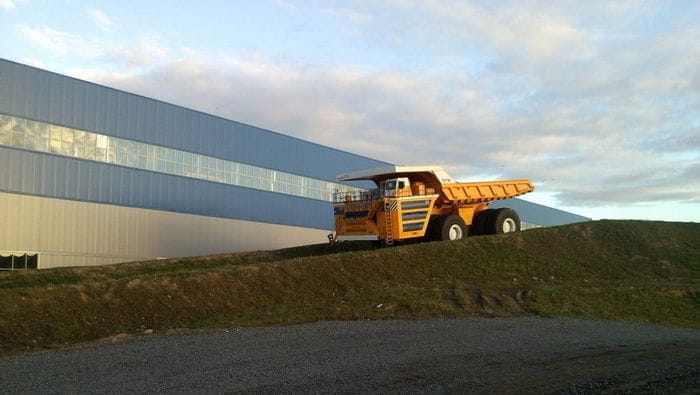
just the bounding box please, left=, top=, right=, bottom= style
left=402, top=211, right=428, bottom=221
left=402, top=223, right=424, bottom=231
left=401, top=200, right=431, bottom=210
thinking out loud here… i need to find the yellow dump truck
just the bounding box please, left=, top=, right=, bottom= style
left=331, top=166, right=534, bottom=245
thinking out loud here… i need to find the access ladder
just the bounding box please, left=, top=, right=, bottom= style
left=383, top=199, right=394, bottom=245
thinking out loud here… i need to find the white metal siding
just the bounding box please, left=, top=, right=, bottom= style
left=0, top=191, right=328, bottom=269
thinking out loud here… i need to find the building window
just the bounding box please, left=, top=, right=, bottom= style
left=0, top=113, right=364, bottom=202
left=0, top=253, right=39, bottom=270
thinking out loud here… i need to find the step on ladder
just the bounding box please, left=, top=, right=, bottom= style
left=383, top=199, right=394, bottom=246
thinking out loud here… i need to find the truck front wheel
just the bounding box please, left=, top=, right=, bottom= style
left=425, top=215, right=445, bottom=241
left=439, top=214, right=467, bottom=241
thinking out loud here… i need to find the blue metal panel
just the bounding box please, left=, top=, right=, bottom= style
left=21, top=153, right=33, bottom=192
left=0, top=147, right=334, bottom=230
left=490, top=198, right=590, bottom=226
left=64, top=160, right=79, bottom=199
left=0, top=58, right=388, bottom=184
left=7, top=149, right=22, bottom=192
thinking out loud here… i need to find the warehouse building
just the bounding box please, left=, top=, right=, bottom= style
left=0, top=59, right=589, bottom=269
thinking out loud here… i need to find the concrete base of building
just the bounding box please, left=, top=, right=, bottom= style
left=0, top=192, right=329, bottom=269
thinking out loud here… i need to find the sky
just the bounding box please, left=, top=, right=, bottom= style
left=1, top=0, right=698, bottom=222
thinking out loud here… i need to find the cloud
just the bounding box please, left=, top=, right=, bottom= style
left=414, top=1, right=591, bottom=59
left=105, top=36, right=169, bottom=67
left=273, top=1, right=297, bottom=10
left=321, top=7, right=373, bottom=22
left=18, top=24, right=168, bottom=69
left=0, top=0, right=27, bottom=10
left=17, top=25, right=103, bottom=57
left=87, top=9, right=115, bottom=32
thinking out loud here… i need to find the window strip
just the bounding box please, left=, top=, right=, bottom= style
left=0, top=113, right=362, bottom=202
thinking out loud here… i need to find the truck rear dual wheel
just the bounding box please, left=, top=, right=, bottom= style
left=487, top=208, right=521, bottom=234
left=470, top=208, right=521, bottom=235
left=469, top=209, right=493, bottom=236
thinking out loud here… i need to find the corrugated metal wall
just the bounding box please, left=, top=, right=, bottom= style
left=0, top=58, right=387, bottom=185
left=0, top=146, right=336, bottom=230
left=0, top=58, right=393, bottom=230
left=0, top=192, right=328, bottom=269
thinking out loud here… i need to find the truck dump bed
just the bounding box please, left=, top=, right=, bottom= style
left=440, top=180, right=534, bottom=205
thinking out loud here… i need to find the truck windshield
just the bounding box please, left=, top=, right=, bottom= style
left=385, top=181, right=396, bottom=190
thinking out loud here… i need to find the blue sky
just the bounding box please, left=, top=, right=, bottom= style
left=1, top=0, right=699, bottom=222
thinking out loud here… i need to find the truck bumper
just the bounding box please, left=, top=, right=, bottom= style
left=335, top=235, right=379, bottom=242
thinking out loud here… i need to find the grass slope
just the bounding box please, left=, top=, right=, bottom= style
left=0, top=220, right=698, bottom=356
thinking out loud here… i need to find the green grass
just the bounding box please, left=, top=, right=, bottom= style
left=0, top=220, right=698, bottom=357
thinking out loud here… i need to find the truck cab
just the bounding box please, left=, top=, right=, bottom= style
left=381, top=177, right=411, bottom=197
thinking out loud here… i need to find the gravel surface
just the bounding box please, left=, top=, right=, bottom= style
left=1, top=317, right=698, bottom=393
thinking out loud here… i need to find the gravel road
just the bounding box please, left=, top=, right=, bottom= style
left=1, top=317, right=698, bottom=393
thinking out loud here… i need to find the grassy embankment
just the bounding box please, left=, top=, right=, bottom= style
left=0, top=220, right=698, bottom=356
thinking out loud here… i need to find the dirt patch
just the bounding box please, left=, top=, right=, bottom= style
left=126, top=279, right=142, bottom=288
left=237, top=265, right=261, bottom=273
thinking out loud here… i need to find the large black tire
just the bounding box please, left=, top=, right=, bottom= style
left=485, top=208, right=521, bottom=234
left=438, top=214, right=467, bottom=241
left=469, top=209, right=493, bottom=236
left=425, top=215, right=446, bottom=241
